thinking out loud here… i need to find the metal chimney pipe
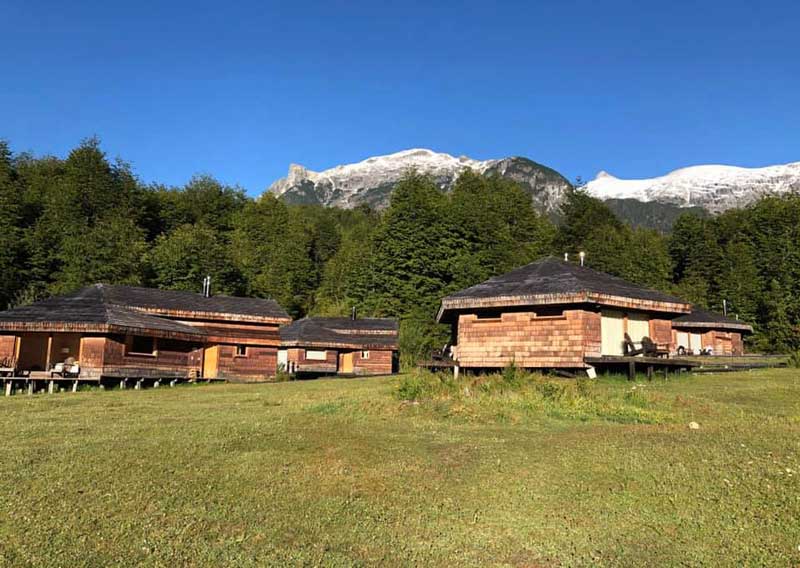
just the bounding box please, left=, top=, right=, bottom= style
left=564, top=252, right=569, bottom=262
left=579, top=251, right=586, bottom=267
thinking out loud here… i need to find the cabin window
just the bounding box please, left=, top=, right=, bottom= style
left=361, top=350, right=370, bottom=359
left=306, top=349, right=327, bottom=361
left=235, top=345, right=248, bottom=357
left=128, top=335, right=156, bottom=356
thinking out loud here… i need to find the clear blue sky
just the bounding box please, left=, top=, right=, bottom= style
left=2, top=0, right=798, bottom=195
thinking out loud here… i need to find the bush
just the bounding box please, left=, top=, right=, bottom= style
left=394, top=368, right=669, bottom=424
left=788, top=351, right=800, bottom=368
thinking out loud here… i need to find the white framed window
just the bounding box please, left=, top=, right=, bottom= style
left=306, top=349, right=327, bottom=361
left=361, top=350, right=370, bottom=359
left=235, top=345, right=248, bottom=357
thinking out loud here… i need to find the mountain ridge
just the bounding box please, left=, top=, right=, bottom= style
left=265, top=149, right=800, bottom=227
left=267, top=148, right=572, bottom=213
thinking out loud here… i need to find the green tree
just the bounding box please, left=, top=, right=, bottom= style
left=148, top=224, right=243, bottom=294
left=53, top=217, right=147, bottom=292
left=231, top=195, right=316, bottom=317
left=0, top=141, right=24, bottom=307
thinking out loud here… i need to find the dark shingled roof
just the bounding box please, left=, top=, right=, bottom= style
left=281, top=317, right=399, bottom=349
left=673, top=307, right=754, bottom=333
left=0, top=284, right=290, bottom=337
left=98, top=284, right=290, bottom=321
left=439, top=256, right=689, bottom=320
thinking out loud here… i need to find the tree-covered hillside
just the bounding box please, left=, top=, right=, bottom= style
left=1, top=138, right=798, bottom=362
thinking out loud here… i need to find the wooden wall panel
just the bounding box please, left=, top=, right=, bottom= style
left=650, top=319, right=673, bottom=346
left=286, top=347, right=338, bottom=374
left=217, top=345, right=277, bottom=381
left=352, top=349, right=393, bottom=375
left=100, top=336, right=202, bottom=379
left=0, top=335, right=15, bottom=362
left=454, top=310, right=593, bottom=369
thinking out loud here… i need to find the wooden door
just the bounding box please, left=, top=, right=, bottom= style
left=203, top=346, right=219, bottom=379
left=601, top=311, right=625, bottom=356
left=341, top=352, right=354, bottom=374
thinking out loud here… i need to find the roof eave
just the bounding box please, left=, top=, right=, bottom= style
left=673, top=321, right=754, bottom=333
left=438, top=291, right=690, bottom=318
left=0, top=321, right=206, bottom=341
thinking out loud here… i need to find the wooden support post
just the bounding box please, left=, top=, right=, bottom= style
left=48, top=380, right=55, bottom=394
left=628, top=361, right=636, bottom=381
left=72, top=380, right=78, bottom=393
left=27, top=381, right=33, bottom=396
left=454, top=365, right=460, bottom=380
left=45, top=335, right=53, bottom=374
left=646, top=365, right=653, bottom=381
left=4, top=381, right=11, bottom=397
left=135, top=380, right=142, bottom=390
left=120, top=379, right=126, bottom=390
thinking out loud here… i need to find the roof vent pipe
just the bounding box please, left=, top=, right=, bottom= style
left=202, top=275, right=212, bottom=298
left=579, top=251, right=586, bottom=267
left=351, top=306, right=357, bottom=320
left=564, top=252, right=569, bottom=262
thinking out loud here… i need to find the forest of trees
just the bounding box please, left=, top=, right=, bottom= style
left=1, top=138, right=798, bottom=364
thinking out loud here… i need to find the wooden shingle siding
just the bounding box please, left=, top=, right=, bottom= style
left=650, top=319, right=673, bottom=346
left=217, top=345, right=278, bottom=381
left=99, top=336, right=202, bottom=379
left=289, top=347, right=338, bottom=374
left=178, top=321, right=282, bottom=345
left=352, top=349, right=393, bottom=375
left=0, top=335, right=15, bottom=361
left=454, top=310, right=593, bottom=369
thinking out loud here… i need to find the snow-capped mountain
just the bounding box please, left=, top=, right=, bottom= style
left=586, top=162, right=800, bottom=213
left=267, top=149, right=572, bottom=212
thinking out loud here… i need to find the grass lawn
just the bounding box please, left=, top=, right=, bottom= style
left=0, top=370, right=798, bottom=566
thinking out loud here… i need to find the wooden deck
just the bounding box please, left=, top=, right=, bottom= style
left=585, top=355, right=696, bottom=379
left=1, top=374, right=214, bottom=396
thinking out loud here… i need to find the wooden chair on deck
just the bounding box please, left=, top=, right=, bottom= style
left=0, top=357, right=17, bottom=377
left=51, top=357, right=80, bottom=378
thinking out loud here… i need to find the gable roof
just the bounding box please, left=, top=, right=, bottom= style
left=0, top=284, right=290, bottom=338
left=281, top=317, right=399, bottom=350
left=438, top=256, right=690, bottom=321
left=673, top=307, right=754, bottom=333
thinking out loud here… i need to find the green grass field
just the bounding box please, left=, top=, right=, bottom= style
left=1, top=369, right=798, bottom=566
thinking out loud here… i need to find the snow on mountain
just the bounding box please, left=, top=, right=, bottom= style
left=267, top=148, right=572, bottom=212
left=586, top=162, right=800, bottom=213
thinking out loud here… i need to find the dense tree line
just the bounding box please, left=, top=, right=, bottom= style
left=1, top=138, right=797, bottom=364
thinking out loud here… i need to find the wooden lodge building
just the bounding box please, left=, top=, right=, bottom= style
left=0, top=284, right=291, bottom=385
left=437, top=257, right=698, bottom=375
left=672, top=308, right=753, bottom=356
left=279, top=317, right=399, bottom=377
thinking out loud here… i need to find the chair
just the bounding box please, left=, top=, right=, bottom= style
left=0, top=357, right=16, bottom=377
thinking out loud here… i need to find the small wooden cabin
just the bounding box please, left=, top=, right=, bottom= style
left=279, top=317, right=398, bottom=376
left=437, top=257, right=692, bottom=373
left=672, top=308, right=753, bottom=355
left=0, top=284, right=291, bottom=383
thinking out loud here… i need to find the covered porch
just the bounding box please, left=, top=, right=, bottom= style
left=0, top=332, right=89, bottom=379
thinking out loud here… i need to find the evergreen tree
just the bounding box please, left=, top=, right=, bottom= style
left=361, top=171, right=456, bottom=318
left=0, top=141, right=24, bottom=307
